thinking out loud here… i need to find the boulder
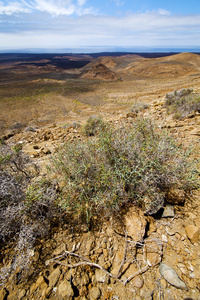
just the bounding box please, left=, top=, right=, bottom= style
left=185, top=225, right=199, bottom=243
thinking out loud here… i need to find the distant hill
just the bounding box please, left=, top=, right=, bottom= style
left=80, top=63, right=121, bottom=81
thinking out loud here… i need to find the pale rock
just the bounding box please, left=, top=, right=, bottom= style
left=89, top=287, right=101, bottom=300
left=123, top=264, right=137, bottom=278
left=144, top=237, right=163, bottom=266
left=48, top=267, right=61, bottom=288
left=132, top=276, right=144, bottom=289
left=161, top=234, right=168, bottom=243
left=159, top=263, right=187, bottom=290
left=124, top=206, right=147, bottom=241
left=185, top=225, right=199, bottom=243
left=53, top=243, right=66, bottom=256
left=58, top=280, right=74, bottom=298
left=162, top=205, right=175, bottom=218
left=95, top=269, right=108, bottom=284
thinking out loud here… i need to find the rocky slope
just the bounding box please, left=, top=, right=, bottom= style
left=1, top=97, right=200, bottom=300
left=1, top=53, right=200, bottom=300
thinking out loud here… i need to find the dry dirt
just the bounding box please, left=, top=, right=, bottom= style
left=1, top=52, right=200, bottom=300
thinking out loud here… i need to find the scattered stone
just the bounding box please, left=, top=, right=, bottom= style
left=95, top=269, right=108, bottom=284
left=53, top=243, right=66, bottom=256
left=185, top=225, right=199, bottom=243
left=165, top=188, right=185, bottom=204
left=162, top=205, right=175, bottom=218
left=132, top=276, right=144, bottom=289
left=159, top=263, right=187, bottom=290
left=144, top=237, right=163, bottom=266
left=89, top=287, right=101, bottom=300
left=48, top=267, right=61, bottom=288
left=124, top=206, right=147, bottom=241
left=58, top=280, right=74, bottom=298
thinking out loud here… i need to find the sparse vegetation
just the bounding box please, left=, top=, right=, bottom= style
left=131, top=102, right=149, bottom=113
left=0, top=144, right=61, bottom=282
left=83, top=115, right=104, bottom=136
left=49, top=117, right=198, bottom=223
left=165, top=88, right=200, bottom=118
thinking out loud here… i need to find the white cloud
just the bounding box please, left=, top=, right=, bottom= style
left=32, top=0, right=75, bottom=16
left=0, top=0, right=94, bottom=16
left=0, top=1, right=30, bottom=15
left=1, top=8, right=200, bottom=49
left=77, top=0, right=86, bottom=6
left=157, top=9, right=171, bottom=16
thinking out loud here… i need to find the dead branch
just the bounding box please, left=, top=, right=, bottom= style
left=124, top=264, right=149, bottom=285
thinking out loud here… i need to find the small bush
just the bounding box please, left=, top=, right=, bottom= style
left=83, top=116, right=104, bottom=136
left=165, top=88, right=200, bottom=118
left=131, top=102, right=149, bottom=113
left=0, top=144, right=61, bottom=282
left=49, top=117, right=198, bottom=222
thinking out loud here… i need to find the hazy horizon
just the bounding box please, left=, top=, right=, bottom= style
left=0, top=46, right=200, bottom=55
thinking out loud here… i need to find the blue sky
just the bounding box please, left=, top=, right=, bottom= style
left=0, top=0, right=200, bottom=52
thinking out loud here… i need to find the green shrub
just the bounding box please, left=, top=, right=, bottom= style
left=49, top=117, right=198, bottom=222
left=83, top=116, right=104, bottom=136
left=165, top=88, right=200, bottom=118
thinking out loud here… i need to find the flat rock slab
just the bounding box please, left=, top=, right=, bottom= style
left=159, top=263, right=187, bottom=290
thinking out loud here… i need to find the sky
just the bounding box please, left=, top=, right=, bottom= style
left=0, top=0, right=200, bottom=52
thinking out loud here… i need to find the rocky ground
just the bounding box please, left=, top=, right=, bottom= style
left=1, top=96, right=200, bottom=300
left=1, top=53, right=200, bottom=299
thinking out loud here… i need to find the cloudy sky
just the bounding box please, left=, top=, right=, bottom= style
left=0, top=0, right=200, bottom=52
